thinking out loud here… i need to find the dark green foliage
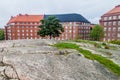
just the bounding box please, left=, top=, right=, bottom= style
left=90, top=25, right=104, bottom=41
left=109, top=40, right=120, bottom=45
left=0, top=30, right=5, bottom=40
left=37, top=16, right=64, bottom=39
left=94, top=43, right=101, bottom=48
left=101, top=43, right=109, bottom=49
left=54, top=42, right=120, bottom=76
left=54, top=43, right=79, bottom=49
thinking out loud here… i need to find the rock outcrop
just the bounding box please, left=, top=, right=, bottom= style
left=0, top=39, right=119, bottom=80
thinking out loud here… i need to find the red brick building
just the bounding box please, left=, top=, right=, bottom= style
left=100, top=5, right=120, bottom=41
left=5, top=14, right=43, bottom=40
left=5, top=13, right=91, bottom=40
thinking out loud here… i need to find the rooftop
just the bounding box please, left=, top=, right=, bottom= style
left=8, top=14, right=44, bottom=24
left=105, top=5, right=120, bottom=15
left=44, top=13, right=90, bottom=23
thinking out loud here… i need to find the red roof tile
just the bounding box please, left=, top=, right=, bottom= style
left=106, top=5, right=120, bottom=14
left=8, top=14, right=44, bottom=24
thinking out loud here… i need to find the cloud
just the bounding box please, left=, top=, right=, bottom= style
left=89, top=17, right=101, bottom=24
left=0, top=0, right=119, bottom=27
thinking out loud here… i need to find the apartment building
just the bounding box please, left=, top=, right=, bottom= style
left=5, top=14, right=44, bottom=40
left=100, top=5, right=120, bottom=41
left=5, top=13, right=91, bottom=40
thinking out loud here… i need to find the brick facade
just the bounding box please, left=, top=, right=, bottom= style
left=100, top=5, right=120, bottom=41
left=5, top=13, right=91, bottom=40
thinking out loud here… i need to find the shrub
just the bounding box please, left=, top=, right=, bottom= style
left=109, top=40, right=120, bottom=45
left=94, top=43, right=101, bottom=48
left=54, top=42, right=79, bottom=49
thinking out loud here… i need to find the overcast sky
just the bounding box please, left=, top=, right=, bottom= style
left=0, top=0, right=119, bottom=28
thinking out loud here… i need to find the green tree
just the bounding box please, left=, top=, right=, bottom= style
left=0, top=30, right=5, bottom=40
left=90, top=25, right=104, bottom=41
left=37, top=16, right=64, bottom=39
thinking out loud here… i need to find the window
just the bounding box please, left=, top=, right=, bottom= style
left=34, top=26, right=37, bottom=28
left=108, top=28, right=111, bottom=31
left=17, top=22, right=20, bottom=25
left=9, top=23, right=15, bottom=26
left=30, top=30, right=33, bottom=32
left=104, top=17, right=107, bottom=20
left=34, top=22, right=37, bottom=25
left=26, top=30, right=28, bottom=32
left=118, top=34, right=120, bottom=37
left=22, top=30, right=24, bottom=32
left=113, top=16, right=117, bottom=19
left=17, top=30, right=20, bottom=32
left=30, top=22, right=33, bottom=25
left=112, top=33, right=115, bottom=37
left=113, top=21, right=116, bottom=25
left=17, top=33, right=20, bottom=36
left=108, top=16, right=112, bottom=20
left=66, top=34, right=68, bottom=37
left=62, top=34, right=64, bottom=37
left=118, top=27, right=120, bottom=31
left=73, top=30, right=76, bottom=33
left=65, top=26, right=67, bottom=29
left=22, top=34, right=24, bottom=36
left=30, top=34, right=33, bottom=36
left=104, top=22, right=107, bottom=26
left=108, top=33, right=110, bottom=37
left=108, top=22, right=112, bottom=26
left=118, top=21, right=120, bottom=25
left=22, top=22, right=24, bottom=25
left=69, top=30, right=72, bottom=33
left=26, top=33, right=29, bottom=36
left=104, top=33, right=106, bottom=36
left=104, top=28, right=107, bottom=31
left=118, top=15, right=120, bottom=19
left=22, top=26, right=24, bottom=28
left=113, top=27, right=116, bottom=31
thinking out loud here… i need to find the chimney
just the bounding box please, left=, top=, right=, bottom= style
left=115, top=5, right=120, bottom=8
left=25, top=14, right=28, bottom=16
left=11, top=16, right=14, bottom=19
left=19, top=14, right=22, bottom=16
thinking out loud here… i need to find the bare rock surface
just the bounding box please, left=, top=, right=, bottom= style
left=0, top=39, right=119, bottom=80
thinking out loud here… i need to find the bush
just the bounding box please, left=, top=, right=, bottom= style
left=109, top=40, right=120, bottom=45
left=94, top=43, right=101, bottom=48
left=54, top=42, right=79, bottom=49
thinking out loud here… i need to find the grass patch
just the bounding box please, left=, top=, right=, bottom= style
left=109, top=40, right=120, bottom=45
left=54, top=42, right=79, bottom=49
left=54, top=42, right=120, bottom=76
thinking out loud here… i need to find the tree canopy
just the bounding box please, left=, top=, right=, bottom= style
left=90, top=25, right=104, bottom=41
left=0, top=30, right=5, bottom=40
left=37, top=16, right=64, bottom=39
